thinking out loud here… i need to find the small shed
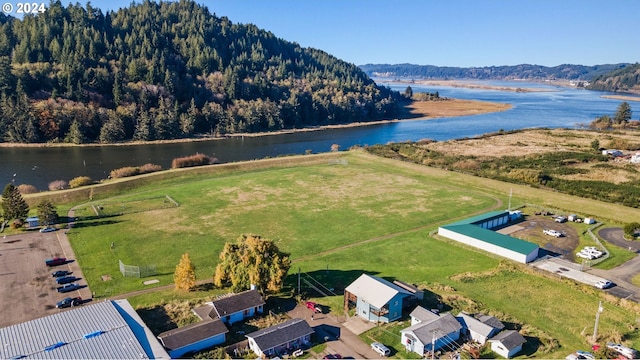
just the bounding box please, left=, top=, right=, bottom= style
left=489, top=330, right=526, bottom=358
left=584, top=217, right=596, bottom=225
left=26, top=216, right=39, bottom=228
left=568, top=214, right=579, bottom=222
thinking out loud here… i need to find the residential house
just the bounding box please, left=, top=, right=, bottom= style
left=193, top=289, right=265, bottom=325
left=245, top=318, right=313, bottom=358
left=489, top=330, right=526, bottom=358
left=400, top=306, right=462, bottom=356
left=157, top=319, right=228, bottom=358
left=344, top=274, right=416, bottom=323
left=456, top=312, right=504, bottom=344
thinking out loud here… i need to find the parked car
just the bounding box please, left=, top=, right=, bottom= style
left=575, top=350, right=596, bottom=360
left=57, top=283, right=81, bottom=293
left=576, top=251, right=596, bottom=260
left=322, top=354, right=342, bottom=359
left=543, top=229, right=562, bottom=237
left=39, top=226, right=56, bottom=233
left=56, top=297, right=82, bottom=308
left=555, top=216, right=567, bottom=223
left=52, top=270, right=71, bottom=278
left=55, top=276, right=79, bottom=285
left=305, top=301, right=322, bottom=313
left=45, top=257, right=67, bottom=267
left=371, top=342, right=390, bottom=357
left=595, top=280, right=614, bottom=289
left=606, top=342, right=638, bottom=359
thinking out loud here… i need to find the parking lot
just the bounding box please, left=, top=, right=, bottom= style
left=497, top=214, right=580, bottom=258
left=0, top=229, right=87, bottom=327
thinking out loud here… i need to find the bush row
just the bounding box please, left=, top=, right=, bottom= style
left=171, top=153, right=218, bottom=169
left=110, top=163, right=162, bottom=179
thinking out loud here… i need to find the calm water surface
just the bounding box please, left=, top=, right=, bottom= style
left=2, top=81, right=636, bottom=189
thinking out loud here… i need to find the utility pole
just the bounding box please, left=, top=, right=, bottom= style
left=592, top=301, right=604, bottom=344
left=508, top=188, right=513, bottom=211
left=297, top=267, right=301, bottom=295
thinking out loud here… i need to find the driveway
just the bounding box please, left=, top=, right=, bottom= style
left=287, top=304, right=379, bottom=359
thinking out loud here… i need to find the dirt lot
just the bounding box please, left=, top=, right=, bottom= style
left=0, top=230, right=83, bottom=327
left=498, top=214, right=580, bottom=260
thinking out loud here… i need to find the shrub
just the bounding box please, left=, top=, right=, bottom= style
left=48, top=180, right=68, bottom=191
left=17, top=184, right=38, bottom=194
left=139, top=163, right=162, bottom=174
left=69, top=176, right=93, bottom=188
left=171, top=153, right=216, bottom=169
left=110, top=166, right=139, bottom=179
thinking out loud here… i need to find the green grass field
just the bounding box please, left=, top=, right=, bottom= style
left=59, top=150, right=640, bottom=358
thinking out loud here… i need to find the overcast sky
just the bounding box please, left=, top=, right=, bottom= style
left=50, top=0, right=640, bottom=67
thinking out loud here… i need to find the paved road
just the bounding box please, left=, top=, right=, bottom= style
left=287, top=304, right=380, bottom=359
left=586, top=227, right=640, bottom=301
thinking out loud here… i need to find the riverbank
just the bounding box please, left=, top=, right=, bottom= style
left=381, top=79, right=555, bottom=93
left=602, top=94, right=640, bottom=102
left=0, top=98, right=511, bottom=147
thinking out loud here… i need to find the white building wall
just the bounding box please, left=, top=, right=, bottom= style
left=437, top=228, right=533, bottom=264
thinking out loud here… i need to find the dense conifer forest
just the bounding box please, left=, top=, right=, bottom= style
left=0, top=0, right=400, bottom=144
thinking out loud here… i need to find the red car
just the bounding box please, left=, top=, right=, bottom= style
left=305, top=301, right=322, bottom=313
left=45, top=257, right=67, bottom=267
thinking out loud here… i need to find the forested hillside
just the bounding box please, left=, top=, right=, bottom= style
left=587, top=63, right=640, bottom=94
left=0, top=0, right=399, bottom=144
left=360, top=63, right=627, bottom=82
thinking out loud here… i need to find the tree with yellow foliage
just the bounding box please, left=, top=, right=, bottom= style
left=174, top=253, right=196, bottom=291
left=213, top=234, right=291, bottom=295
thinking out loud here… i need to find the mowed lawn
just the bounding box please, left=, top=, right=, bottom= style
left=67, top=152, right=500, bottom=297
left=66, top=151, right=640, bottom=355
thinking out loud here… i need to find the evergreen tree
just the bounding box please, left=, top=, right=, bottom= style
left=174, top=253, right=196, bottom=291
left=614, top=102, right=632, bottom=125
left=1, top=184, right=29, bottom=221
left=36, top=199, right=58, bottom=226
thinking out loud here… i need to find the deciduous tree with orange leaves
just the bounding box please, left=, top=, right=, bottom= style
left=174, top=253, right=196, bottom=291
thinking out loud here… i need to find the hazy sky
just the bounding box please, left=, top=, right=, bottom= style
left=54, top=0, right=639, bottom=67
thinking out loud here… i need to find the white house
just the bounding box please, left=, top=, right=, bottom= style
left=438, top=211, right=539, bottom=264
left=456, top=312, right=504, bottom=345
left=245, top=318, right=313, bottom=358
left=157, top=319, right=228, bottom=358
left=400, top=306, right=462, bottom=356
left=489, top=330, right=526, bottom=358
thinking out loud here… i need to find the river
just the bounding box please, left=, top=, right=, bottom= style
left=1, top=81, right=636, bottom=190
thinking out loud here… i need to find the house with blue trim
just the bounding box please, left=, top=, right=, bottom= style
left=438, top=210, right=539, bottom=264
left=157, top=319, right=228, bottom=358
left=344, top=274, right=416, bottom=323
left=400, top=306, right=462, bottom=356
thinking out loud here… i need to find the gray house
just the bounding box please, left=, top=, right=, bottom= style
left=245, top=318, right=314, bottom=358
left=400, top=306, right=462, bottom=356
left=193, top=289, right=265, bottom=325
left=456, top=312, right=504, bottom=344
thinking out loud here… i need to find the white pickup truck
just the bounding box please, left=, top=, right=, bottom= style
left=543, top=229, right=562, bottom=237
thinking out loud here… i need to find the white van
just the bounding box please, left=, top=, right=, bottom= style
left=371, top=342, right=390, bottom=357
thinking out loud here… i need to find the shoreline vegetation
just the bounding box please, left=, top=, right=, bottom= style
left=0, top=98, right=511, bottom=148
left=384, top=79, right=556, bottom=92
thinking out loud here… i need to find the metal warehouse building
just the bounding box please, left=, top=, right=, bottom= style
left=0, top=299, right=169, bottom=359
left=438, top=211, right=539, bottom=264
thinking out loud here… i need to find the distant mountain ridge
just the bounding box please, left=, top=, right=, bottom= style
left=587, top=63, right=640, bottom=93
left=359, top=63, right=629, bottom=82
